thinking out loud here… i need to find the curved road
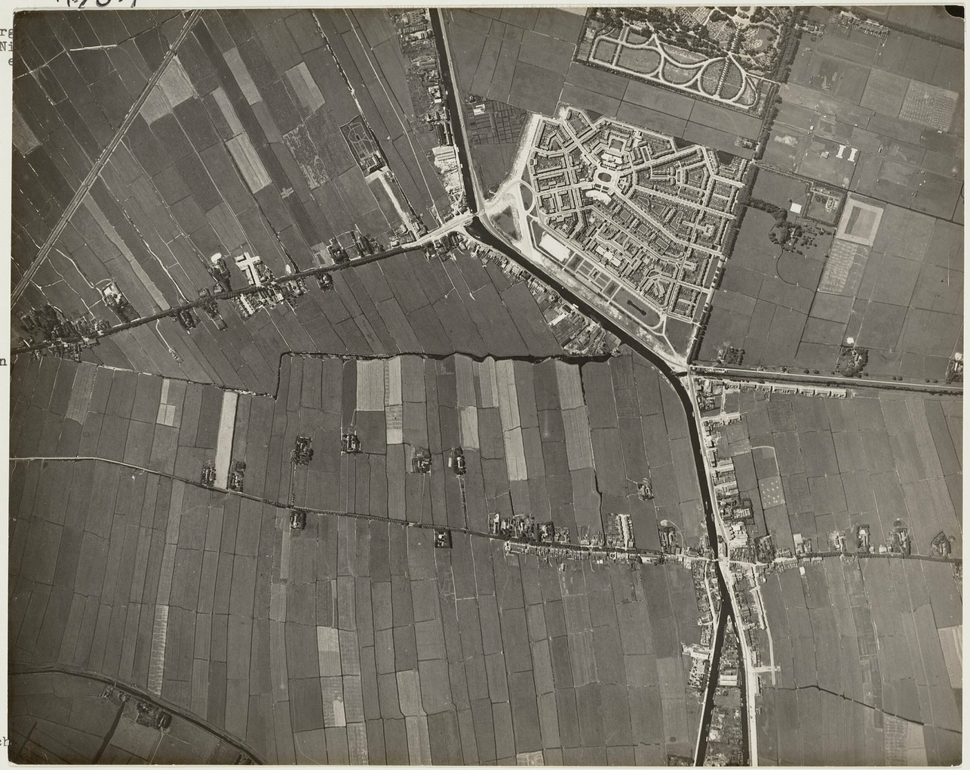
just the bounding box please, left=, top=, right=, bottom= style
left=465, top=217, right=741, bottom=764
left=9, top=664, right=262, bottom=764
left=434, top=11, right=744, bottom=761
left=14, top=11, right=956, bottom=767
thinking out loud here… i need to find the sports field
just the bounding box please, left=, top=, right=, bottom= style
left=698, top=169, right=962, bottom=382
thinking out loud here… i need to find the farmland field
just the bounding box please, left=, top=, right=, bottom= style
left=712, top=385, right=962, bottom=765
left=8, top=5, right=964, bottom=766
left=443, top=8, right=761, bottom=161
left=12, top=10, right=501, bottom=395
left=10, top=350, right=710, bottom=763
left=770, top=7, right=963, bottom=224
left=697, top=168, right=962, bottom=382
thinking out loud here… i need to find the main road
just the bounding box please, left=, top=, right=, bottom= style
left=12, top=12, right=204, bottom=306
left=10, top=217, right=472, bottom=358
left=9, top=664, right=262, bottom=764
left=432, top=11, right=747, bottom=764
left=692, top=363, right=962, bottom=396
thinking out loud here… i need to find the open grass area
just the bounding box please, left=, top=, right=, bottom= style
left=16, top=10, right=534, bottom=396
left=720, top=387, right=962, bottom=765
left=769, top=8, right=963, bottom=221
left=445, top=9, right=761, bottom=159
left=10, top=349, right=710, bottom=764
left=698, top=167, right=962, bottom=382
left=9, top=672, right=251, bottom=763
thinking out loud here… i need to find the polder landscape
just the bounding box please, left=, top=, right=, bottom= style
left=9, top=6, right=962, bottom=765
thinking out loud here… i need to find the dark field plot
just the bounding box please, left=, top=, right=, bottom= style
left=444, top=8, right=759, bottom=158
left=444, top=7, right=583, bottom=117
left=17, top=240, right=565, bottom=395
left=699, top=175, right=962, bottom=381
left=463, top=98, right=529, bottom=195
left=10, top=348, right=709, bottom=764
left=730, top=387, right=963, bottom=765
left=14, top=9, right=503, bottom=396
left=697, top=201, right=829, bottom=371
left=718, top=386, right=962, bottom=560
left=9, top=672, right=254, bottom=763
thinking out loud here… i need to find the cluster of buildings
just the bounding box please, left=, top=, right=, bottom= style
left=679, top=559, right=723, bottom=697
left=836, top=341, right=869, bottom=377
left=216, top=252, right=308, bottom=320
left=945, top=352, right=962, bottom=384
left=497, top=519, right=650, bottom=562
left=528, top=107, right=748, bottom=323
left=685, top=645, right=711, bottom=692
left=391, top=10, right=467, bottom=218
left=18, top=302, right=111, bottom=361
left=658, top=523, right=683, bottom=556
left=931, top=531, right=955, bottom=559
left=467, top=239, right=621, bottom=355
left=489, top=513, right=566, bottom=547
left=99, top=686, right=172, bottom=731
left=692, top=378, right=785, bottom=697
left=728, top=563, right=767, bottom=635
left=691, top=559, right=722, bottom=628
left=833, top=10, right=889, bottom=39
left=101, top=281, right=139, bottom=324
left=430, top=145, right=464, bottom=212
left=421, top=231, right=463, bottom=260
left=196, top=287, right=228, bottom=330
left=18, top=242, right=340, bottom=358
left=716, top=559, right=775, bottom=701
left=696, top=381, right=761, bottom=554
left=605, top=512, right=636, bottom=550
left=492, top=511, right=664, bottom=567
left=326, top=229, right=383, bottom=261
left=703, top=617, right=746, bottom=766
left=341, top=116, right=386, bottom=176
left=697, top=379, right=850, bottom=566
left=392, top=9, right=444, bottom=114
left=532, top=285, right=621, bottom=355
left=504, top=539, right=650, bottom=567
left=718, top=378, right=850, bottom=399
left=693, top=373, right=949, bottom=717
left=15, top=279, right=161, bottom=360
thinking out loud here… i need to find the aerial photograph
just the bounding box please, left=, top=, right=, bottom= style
left=7, top=5, right=962, bottom=765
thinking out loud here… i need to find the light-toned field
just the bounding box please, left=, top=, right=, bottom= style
left=10, top=350, right=709, bottom=763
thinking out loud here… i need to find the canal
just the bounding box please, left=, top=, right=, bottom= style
left=430, top=10, right=479, bottom=214
left=433, top=10, right=745, bottom=762
left=468, top=220, right=746, bottom=765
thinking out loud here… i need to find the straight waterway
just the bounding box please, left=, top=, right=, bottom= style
left=433, top=11, right=738, bottom=759
left=466, top=218, right=742, bottom=764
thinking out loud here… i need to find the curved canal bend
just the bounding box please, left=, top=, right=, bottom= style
left=435, top=13, right=744, bottom=763
left=467, top=220, right=745, bottom=765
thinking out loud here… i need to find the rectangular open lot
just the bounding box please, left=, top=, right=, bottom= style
left=699, top=163, right=962, bottom=381
left=722, top=378, right=962, bottom=765
left=11, top=347, right=709, bottom=764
